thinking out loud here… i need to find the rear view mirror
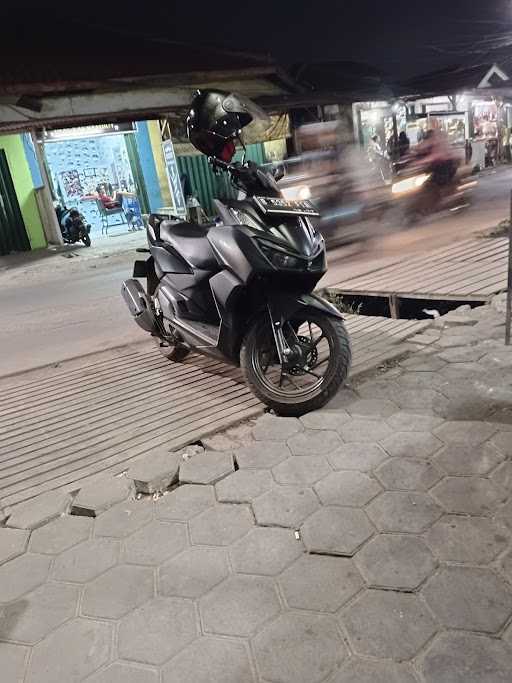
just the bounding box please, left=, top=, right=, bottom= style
left=272, top=164, right=285, bottom=182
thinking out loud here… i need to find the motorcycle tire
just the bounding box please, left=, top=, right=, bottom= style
left=81, top=233, right=91, bottom=247
left=240, top=308, right=351, bottom=417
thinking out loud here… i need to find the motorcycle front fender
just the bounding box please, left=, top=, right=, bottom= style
left=266, top=291, right=344, bottom=322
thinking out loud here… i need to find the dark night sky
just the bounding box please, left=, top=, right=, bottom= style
left=5, top=0, right=512, bottom=79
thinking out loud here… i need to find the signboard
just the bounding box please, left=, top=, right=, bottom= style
left=42, top=122, right=137, bottom=142
left=162, top=139, right=186, bottom=217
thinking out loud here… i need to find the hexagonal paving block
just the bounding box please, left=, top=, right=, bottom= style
left=422, top=566, right=512, bottom=633
left=342, top=589, right=437, bottom=660
left=497, top=499, right=512, bottom=530
left=179, top=452, right=235, bottom=485
left=338, top=419, right=393, bottom=443
left=279, top=554, right=363, bottom=612
left=155, top=484, right=215, bottom=521
left=434, top=443, right=503, bottom=476
left=25, top=618, right=112, bottom=683
left=94, top=499, right=153, bottom=538
left=314, top=471, right=381, bottom=507
left=0, top=553, right=51, bottom=602
left=86, top=662, right=158, bottom=683
left=356, top=379, right=400, bottom=400
left=301, top=506, right=374, bottom=556
left=367, top=491, right=442, bottom=533
left=159, top=547, right=229, bottom=598
left=118, top=597, right=198, bottom=665
left=386, top=411, right=445, bottom=433
left=0, top=528, right=29, bottom=565
left=252, top=485, right=320, bottom=528
left=162, top=637, right=255, bottom=683
left=431, top=476, right=506, bottom=515
left=0, top=581, right=78, bottom=644
left=389, top=388, right=447, bottom=412
left=253, top=414, right=303, bottom=441
left=355, top=534, right=436, bottom=590
left=395, top=372, right=446, bottom=391
left=421, top=631, right=512, bottom=683
left=287, top=429, right=342, bottom=456
left=191, top=504, right=253, bottom=547
left=425, top=515, right=509, bottom=564
left=51, top=538, right=119, bottom=583
left=82, top=564, right=154, bottom=619
left=491, top=461, right=512, bottom=493
left=272, top=455, right=331, bottom=485
left=215, top=469, right=273, bottom=503
left=400, top=355, right=446, bottom=372
left=300, top=410, right=350, bottom=430
left=346, top=399, right=399, bottom=419
left=122, top=520, right=188, bottom=566
left=28, top=515, right=92, bottom=555
left=439, top=347, right=487, bottom=363
left=229, top=527, right=303, bottom=576
left=329, top=657, right=418, bottom=683
left=380, top=432, right=444, bottom=460
left=235, top=441, right=290, bottom=469
left=127, top=450, right=180, bottom=495
left=491, top=430, right=512, bottom=457
left=0, top=643, right=28, bottom=683
left=71, top=477, right=132, bottom=517
left=500, top=550, right=512, bottom=582
left=434, top=420, right=497, bottom=446
left=375, top=458, right=442, bottom=491
left=6, top=489, right=71, bottom=530
left=200, top=574, right=280, bottom=637
left=327, top=443, right=388, bottom=472
left=253, top=612, right=346, bottom=683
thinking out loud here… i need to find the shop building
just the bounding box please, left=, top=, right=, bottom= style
left=0, top=16, right=295, bottom=252
left=0, top=133, right=47, bottom=255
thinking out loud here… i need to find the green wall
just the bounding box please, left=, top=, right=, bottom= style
left=0, top=134, right=46, bottom=249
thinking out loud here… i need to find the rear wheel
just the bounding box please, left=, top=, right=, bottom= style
left=241, top=308, right=351, bottom=417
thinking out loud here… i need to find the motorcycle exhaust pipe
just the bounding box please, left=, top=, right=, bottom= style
left=121, top=279, right=157, bottom=333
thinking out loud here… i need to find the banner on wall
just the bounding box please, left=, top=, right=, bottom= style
left=162, top=139, right=186, bottom=217
left=42, top=122, right=137, bottom=142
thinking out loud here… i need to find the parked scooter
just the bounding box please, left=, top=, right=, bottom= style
left=122, top=90, right=351, bottom=416
left=55, top=203, right=92, bottom=246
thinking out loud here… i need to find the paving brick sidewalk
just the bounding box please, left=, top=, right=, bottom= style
left=1, top=298, right=512, bottom=682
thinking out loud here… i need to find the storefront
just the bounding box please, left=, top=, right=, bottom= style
left=41, top=121, right=180, bottom=237
left=353, top=101, right=407, bottom=155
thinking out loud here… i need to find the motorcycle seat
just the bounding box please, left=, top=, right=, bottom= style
left=159, top=220, right=218, bottom=270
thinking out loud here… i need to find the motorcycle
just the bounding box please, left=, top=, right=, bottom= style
left=55, top=204, right=92, bottom=247
left=121, top=90, right=351, bottom=416
left=389, top=156, right=477, bottom=225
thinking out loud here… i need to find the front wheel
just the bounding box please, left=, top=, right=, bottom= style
left=81, top=232, right=91, bottom=247
left=240, top=308, right=351, bottom=417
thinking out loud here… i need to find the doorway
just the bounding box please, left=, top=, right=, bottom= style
left=0, top=150, right=30, bottom=255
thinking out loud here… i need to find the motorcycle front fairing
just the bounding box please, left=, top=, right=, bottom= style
left=206, top=198, right=336, bottom=362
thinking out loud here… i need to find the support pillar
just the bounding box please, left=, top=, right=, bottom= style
left=30, top=129, right=62, bottom=245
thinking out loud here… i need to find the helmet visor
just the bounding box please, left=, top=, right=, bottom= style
left=223, top=93, right=271, bottom=138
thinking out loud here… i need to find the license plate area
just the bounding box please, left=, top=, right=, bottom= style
left=254, top=196, right=320, bottom=217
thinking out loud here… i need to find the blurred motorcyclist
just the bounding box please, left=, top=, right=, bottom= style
left=408, top=128, right=459, bottom=186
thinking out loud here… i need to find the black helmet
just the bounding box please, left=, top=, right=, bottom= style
left=187, top=90, right=265, bottom=161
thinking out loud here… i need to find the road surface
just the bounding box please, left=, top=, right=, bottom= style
left=0, top=167, right=510, bottom=376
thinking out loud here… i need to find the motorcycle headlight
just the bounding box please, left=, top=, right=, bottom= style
left=282, top=185, right=311, bottom=201
left=258, top=240, right=303, bottom=270
left=392, top=173, right=431, bottom=196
